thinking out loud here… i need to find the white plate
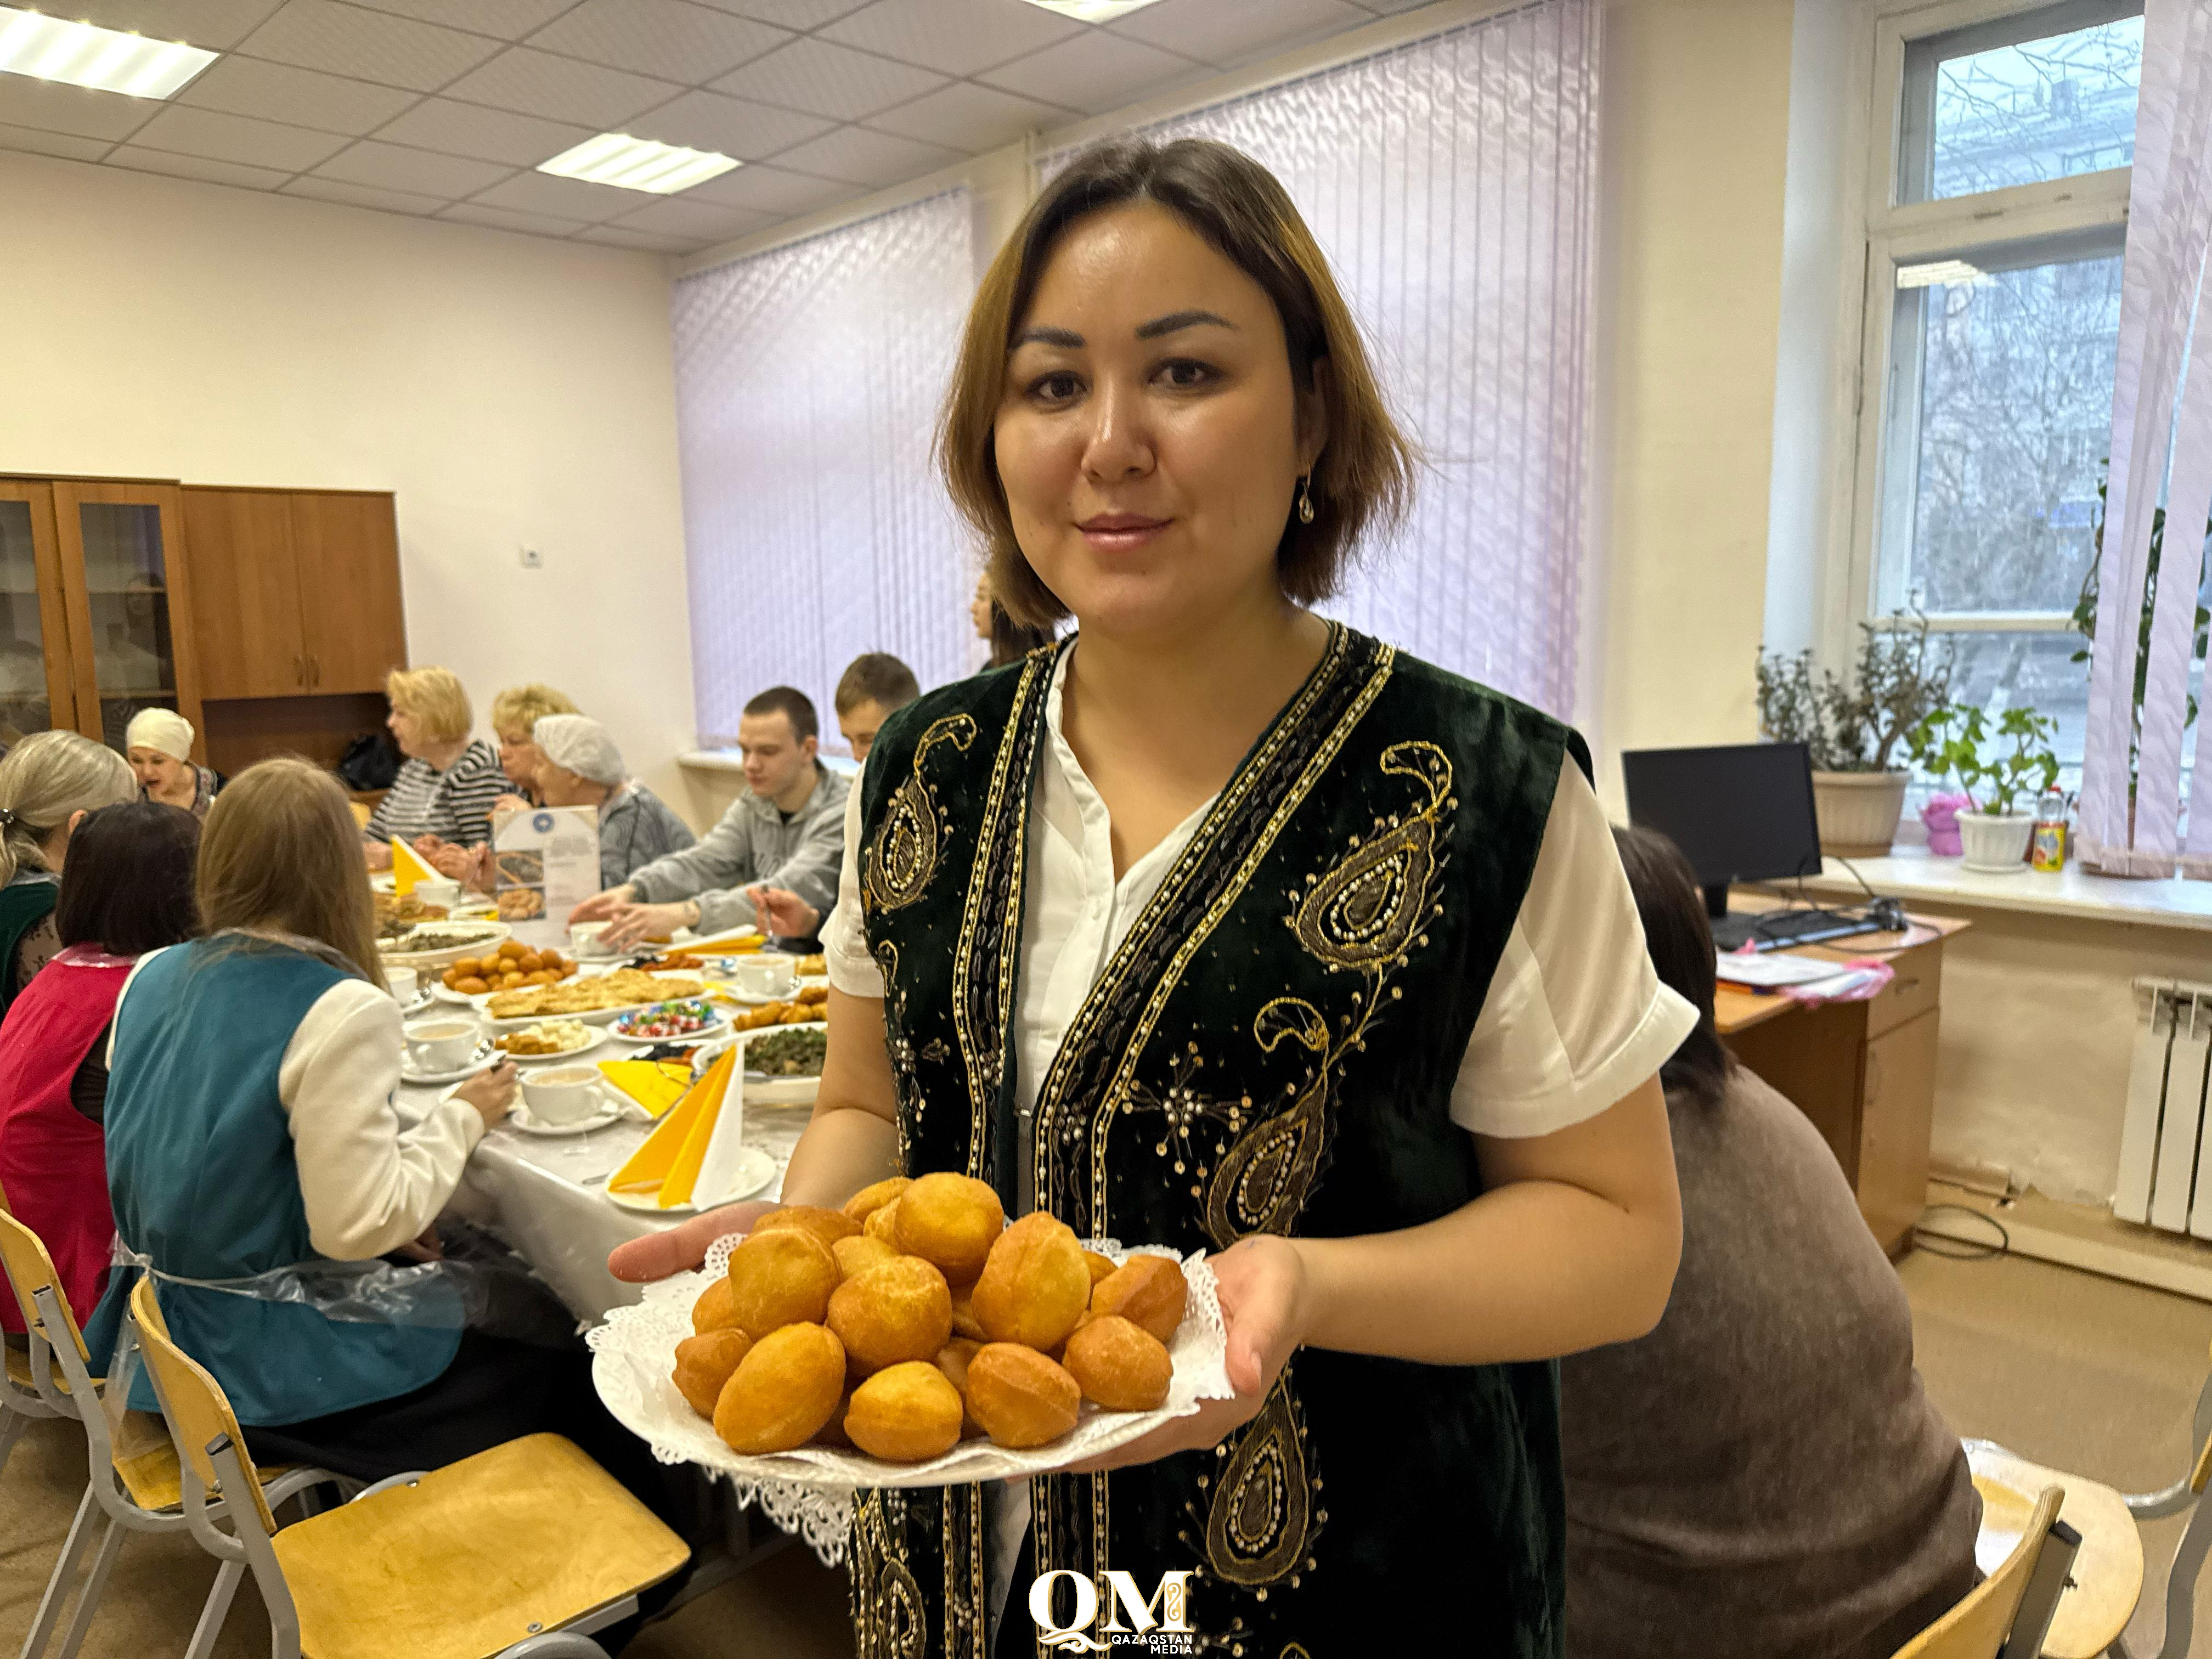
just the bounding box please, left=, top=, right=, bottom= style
left=603, top=1145, right=775, bottom=1215
left=475, top=972, right=712, bottom=1029
left=609, top=1009, right=731, bottom=1047
left=401, top=1042, right=497, bottom=1086
left=490, top=1025, right=610, bottom=1065
left=733, top=1020, right=827, bottom=1105
left=378, top=921, right=512, bottom=970
left=505, top=1094, right=630, bottom=1137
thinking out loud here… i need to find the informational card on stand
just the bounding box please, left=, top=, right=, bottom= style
left=492, top=805, right=600, bottom=952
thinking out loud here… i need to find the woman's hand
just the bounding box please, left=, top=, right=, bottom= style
left=608, top=1200, right=781, bottom=1281
left=747, top=885, right=821, bottom=939
left=1063, top=1234, right=1310, bottom=1474
left=393, top=1224, right=444, bottom=1263
left=601, top=899, right=694, bottom=950
left=569, top=884, right=637, bottom=926
left=364, top=839, right=392, bottom=871
left=455, top=1060, right=518, bottom=1131
left=492, top=792, right=531, bottom=815
left=419, top=837, right=479, bottom=882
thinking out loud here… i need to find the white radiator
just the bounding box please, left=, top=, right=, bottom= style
left=2115, top=978, right=2212, bottom=1235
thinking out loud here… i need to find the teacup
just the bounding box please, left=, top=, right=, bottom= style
left=570, top=921, right=613, bottom=957
left=733, top=955, right=797, bottom=1000
left=523, top=1065, right=603, bottom=1126
left=413, top=877, right=461, bottom=907
left=386, top=967, right=419, bottom=1003
left=404, top=1018, right=479, bottom=1071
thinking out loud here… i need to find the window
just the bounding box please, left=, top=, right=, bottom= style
left=1855, top=0, right=2146, bottom=788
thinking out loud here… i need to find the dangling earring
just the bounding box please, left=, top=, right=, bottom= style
left=1297, top=473, right=1316, bottom=524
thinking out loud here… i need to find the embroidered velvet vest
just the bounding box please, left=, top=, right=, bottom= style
left=854, top=625, right=1587, bottom=1658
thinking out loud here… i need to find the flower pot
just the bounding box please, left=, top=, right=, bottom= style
left=1810, top=770, right=1910, bottom=860
left=1920, top=791, right=1971, bottom=857
left=1959, top=811, right=2034, bottom=873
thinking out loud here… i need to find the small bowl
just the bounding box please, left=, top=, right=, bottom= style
left=522, top=1064, right=604, bottom=1125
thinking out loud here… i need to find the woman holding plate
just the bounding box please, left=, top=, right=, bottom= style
left=614, top=138, right=1690, bottom=1654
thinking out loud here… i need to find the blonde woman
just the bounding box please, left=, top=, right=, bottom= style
left=125, top=707, right=218, bottom=818
left=361, top=668, right=504, bottom=873
left=0, top=730, right=137, bottom=1012
left=488, top=682, right=579, bottom=811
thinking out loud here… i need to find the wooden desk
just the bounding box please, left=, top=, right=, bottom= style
left=1715, top=910, right=1971, bottom=1256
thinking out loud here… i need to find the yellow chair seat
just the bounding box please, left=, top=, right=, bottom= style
left=5, top=1344, right=95, bottom=1394
left=1968, top=1442, right=2143, bottom=1659
left=273, top=1433, right=687, bottom=1659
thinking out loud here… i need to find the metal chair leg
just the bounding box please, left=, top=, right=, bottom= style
left=0, top=1403, right=27, bottom=1483
left=181, top=1559, right=243, bottom=1659
left=2148, top=1497, right=2212, bottom=1659
left=19, top=1486, right=102, bottom=1659
left=47, top=1509, right=126, bottom=1659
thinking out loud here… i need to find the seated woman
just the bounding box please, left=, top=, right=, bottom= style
left=124, top=708, right=218, bottom=819
left=361, top=667, right=505, bottom=876
left=527, top=715, right=694, bottom=891
left=84, top=759, right=666, bottom=1510
left=0, top=731, right=139, bottom=1014
left=0, top=801, right=200, bottom=1332
left=1558, top=826, right=1980, bottom=1659
left=488, top=683, right=579, bottom=812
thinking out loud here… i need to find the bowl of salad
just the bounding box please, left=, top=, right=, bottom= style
left=611, top=999, right=729, bottom=1045
left=739, top=1022, right=826, bottom=1105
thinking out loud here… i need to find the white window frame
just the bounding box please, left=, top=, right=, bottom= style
left=1847, top=0, right=2136, bottom=645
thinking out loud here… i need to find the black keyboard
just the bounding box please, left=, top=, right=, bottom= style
left=1711, top=909, right=1882, bottom=953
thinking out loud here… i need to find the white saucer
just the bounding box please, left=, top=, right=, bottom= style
left=506, top=1093, right=630, bottom=1137
left=603, top=1146, right=775, bottom=1215
left=402, top=1042, right=496, bottom=1086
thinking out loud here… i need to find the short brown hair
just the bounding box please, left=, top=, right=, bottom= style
left=743, top=686, right=818, bottom=743
left=199, top=757, right=384, bottom=989
left=1611, top=825, right=1734, bottom=1107
left=385, top=667, right=472, bottom=744
left=57, top=801, right=201, bottom=957
left=834, top=653, right=921, bottom=715
left=941, top=137, right=1415, bottom=630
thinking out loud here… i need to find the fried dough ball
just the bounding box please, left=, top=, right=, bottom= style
left=1082, top=1250, right=1116, bottom=1287
left=844, top=1361, right=964, bottom=1463
left=895, top=1172, right=1004, bottom=1282
left=841, top=1176, right=912, bottom=1226
left=812, top=1387, right=858, bottom=1449
left=753, top=1204, right=862, bottom=1250
left=827, top=1256, right=952, bottom=1373
left=833, top=1235, right=901, bottom=1284
left=935, top=1338, right=984, bottom=1437
left=497, top=941, right=526, bottom=961
left=964, top=1343, right=1081, bottom=1449
left=972, top=1211, right=1091, bottom=1351
left=1062, top=1314, right=1171, bottom=1411
left=692, top=1277, right=743, bottom=1335
left=1090, top=1255, right=1188, bottom=1345
left=455, top=977, right=490, bottom=995
left=725, top=1226, right=838, bottom=1340
left=713, top=1322, right=845, bottom=1454
left=949, top=1284, right=985, bottom=1341
left=672, top=1328, right=753, bottom=1419
left=864, top=1198, right=903, bottom=1247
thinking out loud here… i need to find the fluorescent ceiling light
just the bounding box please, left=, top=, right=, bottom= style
left=1015, top=0, right=1167, bottom=21
left=1897, top=258, right=1993, bottom=290
left=0, top=6, right=215, bottom=98
left=538, top=132, right=738, bottom=195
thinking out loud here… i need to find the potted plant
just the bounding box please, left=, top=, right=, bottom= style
left=1905, top=704, right=2061, bottom=872
left=1757, top=613, right=1954, bottom=857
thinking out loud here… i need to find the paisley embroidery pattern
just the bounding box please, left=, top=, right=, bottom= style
left=863, top=715, right=977, bottom=916
left=1290, top=742, right=1452, bottom=970
left=1201, top=1374, right=1323, bottom=1589
left=852, top=1492, right=927, bottom=1659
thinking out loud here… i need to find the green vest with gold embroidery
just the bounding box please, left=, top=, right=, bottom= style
left=853, top=624, right=1586, bottom=1658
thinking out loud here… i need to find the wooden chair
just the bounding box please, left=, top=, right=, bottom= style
left=1893, top=1484, right=2068, bottom=1659
left=0, top=1204, right=335, bottom=1659
left=129, top=1277, right=691, bottom=1659
left=0, top=1181, right=75, bottom=1487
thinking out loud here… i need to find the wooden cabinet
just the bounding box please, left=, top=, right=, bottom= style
left=0, top=480, right=81, bottom=743
left=184, top=487, right=404, bottom=699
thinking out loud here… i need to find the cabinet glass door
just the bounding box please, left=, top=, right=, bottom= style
left=0, top=485, right=71, bottom=745
left=54, top=485, right=199, bottom=755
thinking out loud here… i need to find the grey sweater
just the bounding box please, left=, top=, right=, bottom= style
left=625, top=766, right=849, bottom=935
left=1559, top=1068, right=1980, bottom=1659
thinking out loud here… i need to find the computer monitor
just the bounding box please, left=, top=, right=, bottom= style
left=1620, top=742, right=1824, bottom=922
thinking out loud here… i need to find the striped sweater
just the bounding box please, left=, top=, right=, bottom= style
left=362, top=740, right=506, bottom=849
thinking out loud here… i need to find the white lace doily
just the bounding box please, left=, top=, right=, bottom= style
left=588, top=1234, right=1232, bottom=1564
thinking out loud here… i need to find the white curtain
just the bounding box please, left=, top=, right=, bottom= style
left=2081, top=0, right=2212, bottom=876
left=1043, top=0, right=1600, bottom=718
left=672, top=190, right=974, bottom=749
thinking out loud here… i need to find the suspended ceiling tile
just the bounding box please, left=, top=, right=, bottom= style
left=626, top=89, right=833, bottom=160
left=234, top=0, right=503, bottom=91
left=866, top=80, right=1064, bottom=152
left=436, top=201, right=590, bottom=235
left=281, top=175, right=449, bottom=212
left=608, top=195, right=774, bottom=237
left=0, top=121, right=114, bottom=162
left=108, top=145, right=292, bottom=189
left=175, top=55, right=421, bottom=135
left=367, top=98, right=590, bottom=165
left=0, top=78, right=162, bottom=142
left=343, top=0, right=577, bottom=37
left=769, top=122, right=960, bottom=187
left=689, top=0, right=871, bottom=29
left=675, top=159, right=855, bottom=212
left=1108, top=0, right=1369, bottom=68
left=311, top=138, right=514, bottom=196
left=575, top=223, right=697, bottom=252
left=465, top=167, right=644, bottom=221
left=707, top=36, right=946, bottom=121
left=65, top=0, right=287, bottom=50
left=127, top=104, right=352, bottom=170
left=525, top=0, right=791, bottom=84
left=437, top=46, right=678, bottom=126
left=979, top=30, right=1199, bottom=116
left=819, top=0, right=1080, bottom=78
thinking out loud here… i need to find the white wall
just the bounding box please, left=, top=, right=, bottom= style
left=0, top=151, right=702, bottom=819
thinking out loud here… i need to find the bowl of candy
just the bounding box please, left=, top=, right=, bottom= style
left=612, top=999, right=730, bottom=1046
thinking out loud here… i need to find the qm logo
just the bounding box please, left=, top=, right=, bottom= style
left=1030, top=1568, right=1197, bottom=1654
left=531, top=811, right=555, bottom=832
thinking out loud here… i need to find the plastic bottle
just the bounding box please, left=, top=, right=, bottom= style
left=2030, top=789, right=2068, bottom=872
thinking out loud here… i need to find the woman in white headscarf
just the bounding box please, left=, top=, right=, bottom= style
left=125, top=709, right=218, bottom=819
left=528, top=715, right=695, bottom=890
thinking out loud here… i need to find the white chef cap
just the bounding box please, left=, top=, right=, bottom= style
left=533, top=714, right=625, bottom=786
left=125, top=707, right=195, bottom=762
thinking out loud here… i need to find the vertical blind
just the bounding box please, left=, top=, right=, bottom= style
left=673, top=189, right=974, bottom=749
left=1045, top=0, right=1600, bottom=717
